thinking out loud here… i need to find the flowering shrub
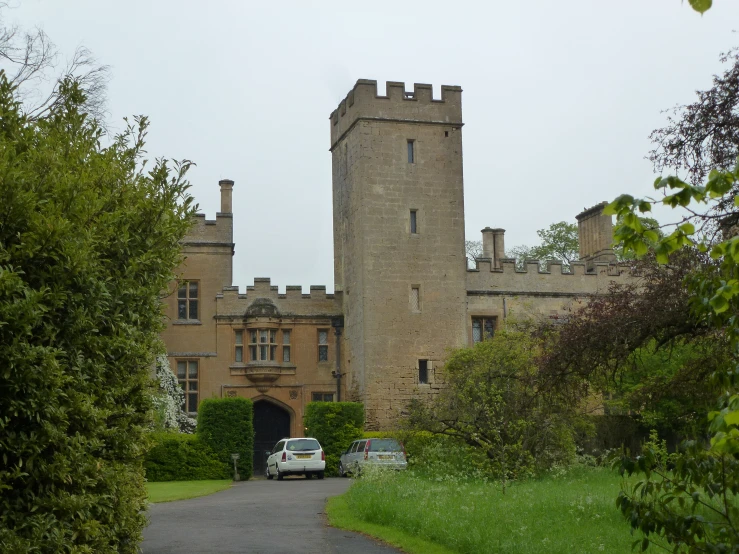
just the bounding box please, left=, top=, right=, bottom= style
left=151, top=355, right=196, bottom=434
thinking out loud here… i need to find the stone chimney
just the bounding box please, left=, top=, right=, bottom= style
left=576, top=202, right=615, bottom=270
left=219, top=179, right=234, bottom=214
left=481, top=227, right=506, bottom=269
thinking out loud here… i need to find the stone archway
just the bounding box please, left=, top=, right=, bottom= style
left=252, top=398, right=292, bottom=476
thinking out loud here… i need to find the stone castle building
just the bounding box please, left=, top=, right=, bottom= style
left=161, top=79, right=627, bottom=472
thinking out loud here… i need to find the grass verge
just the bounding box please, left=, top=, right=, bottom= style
left=326, top=494, right=456, bottom=554
left=146, top=479, right=232, bottom=503
left=334, top=467, right=636, bottom=554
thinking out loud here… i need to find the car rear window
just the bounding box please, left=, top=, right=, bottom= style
left=286, top=439, right=321, bottom=451
left=368, top=439, right=402, bottom=452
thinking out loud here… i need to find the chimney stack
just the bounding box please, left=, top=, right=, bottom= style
left=481, top=227, right=506, bottom=269
left=219, top=179, right=234, bottom=214
left=576, top=202, right=615, bottom=270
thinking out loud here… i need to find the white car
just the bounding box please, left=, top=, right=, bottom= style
left=265, top=437, right=326, bottom=480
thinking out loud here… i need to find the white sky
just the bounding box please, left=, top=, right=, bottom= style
left=4, top=0, right=738, bottom=292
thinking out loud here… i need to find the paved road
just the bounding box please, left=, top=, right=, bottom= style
left=142, top=477, right=400, bottom=554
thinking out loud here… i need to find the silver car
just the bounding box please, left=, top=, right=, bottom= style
left=339, top=438, right=407, bottom=476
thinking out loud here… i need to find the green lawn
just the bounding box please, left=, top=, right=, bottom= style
left=146, top=480, right=233, bottom=503
left=328, top=467, right=638, bottom=554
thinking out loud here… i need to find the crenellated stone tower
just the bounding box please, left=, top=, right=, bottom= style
left=330, top=80, right=468, bottom=429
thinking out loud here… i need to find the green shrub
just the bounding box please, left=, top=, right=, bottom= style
left=305, top=402, right=364, bottom=476
left=0, top=77, right=194, bottom=552
left=197, top=398, right=254, bottom=479
left=145, top=432, right=230, bottom=481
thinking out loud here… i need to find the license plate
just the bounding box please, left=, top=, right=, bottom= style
left=296, top=454, right=311, bottom=459
left=378, top=455, right=392, bottom=459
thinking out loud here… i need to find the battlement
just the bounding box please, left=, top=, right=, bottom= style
left=467, top=256, right=629, bottom=296
left=181, top=179, right=235, bottom=252
left=330, top=79, right=463, bottom=150
left=215, top=278, right=342, bottom=318
left=181, top=212, right=234, bottom=251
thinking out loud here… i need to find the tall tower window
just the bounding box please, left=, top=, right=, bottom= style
left=407, top=140, right=415, bottom=163
left=418, top=359, right=429, bottom=385
left=410, top=210, right=418, bottom=234
left=411, top=286, right=421, bottom=313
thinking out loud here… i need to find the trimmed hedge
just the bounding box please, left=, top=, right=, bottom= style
left=197, top=398, right=254, bottom=479
left=145, top=432, right=230, bottom=482
left=305, top=402, right=364, bottom=476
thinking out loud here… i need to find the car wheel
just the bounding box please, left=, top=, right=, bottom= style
left=305, top=472, right=312, bottom=479
left=276, top=465, right=284, bottom=481
left=317, top=471, right=325, bottom=480
left=339, top=462, right=346, bottom=478
left=266, top=465, right=273, bottom=480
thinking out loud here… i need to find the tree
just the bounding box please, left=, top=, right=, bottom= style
left=407, top=324, right=580, bottom=487
left=607, top=161, right=739, bottom=551
left=0, top=3, right=109, bottom=122
left=648, top=46, right=738, bottom=188
left=0, top=73, right=195, bottom=552
left=465, top=239, right=483, bottom=268
left=508, top=221, right=579, bottom=270
left=539, top=250, right=725, bottom=436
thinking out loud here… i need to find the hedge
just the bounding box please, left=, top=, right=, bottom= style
left=0, top=77, right=195, bottom=552
left=197, top=398, right=254, bottom=479
left=145, top=432, right=230, bottom=482
left=305, top=402, right=364, bottom=476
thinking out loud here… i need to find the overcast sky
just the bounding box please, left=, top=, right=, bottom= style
left=4, top=1, right=739, bottom=292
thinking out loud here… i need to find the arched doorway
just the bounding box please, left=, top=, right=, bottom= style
left=252, top=399, right=291, bottom=476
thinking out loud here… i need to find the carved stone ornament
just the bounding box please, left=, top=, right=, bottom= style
left=289, top=389, right=298, bottom=400
left=245, top=298, right=280, bottom=318
left=226, top=390, right=237, bottom=398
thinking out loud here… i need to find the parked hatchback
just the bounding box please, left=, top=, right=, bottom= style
left=266, top=437, right=325, bottom=480
left=339, top=438, right=407, bottom=476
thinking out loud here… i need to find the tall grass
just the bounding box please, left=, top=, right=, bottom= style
left=343, top=467, right=634, bottom=554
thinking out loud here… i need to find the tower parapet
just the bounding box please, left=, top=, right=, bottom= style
left=329, top=79, right=463, bottom=150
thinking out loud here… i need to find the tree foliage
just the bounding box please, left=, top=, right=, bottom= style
left=509, top=221, right=580, bottom=269
left=0, top=72, right=195, bottom=553
left=408, top=324, right=579, bottom=485
left=0, top=4, right=109, bottom=123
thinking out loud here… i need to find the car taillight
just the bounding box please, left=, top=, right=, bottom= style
left=321, top=451, right=325, bottom=461
left=281, top=451, right=286, bottom=462
left=364, top=440, right=370, bottom=460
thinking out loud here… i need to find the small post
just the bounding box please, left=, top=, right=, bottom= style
left=231, top=453, right=240, bottom=481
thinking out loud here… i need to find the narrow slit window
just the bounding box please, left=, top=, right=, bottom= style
left=419, top=359, right=428, bottom=385
left=411, top=286, right=420, bottom=312
left=407, top=140, right=415, bottom=163
left=283, top=330, right=291, bottom=363
left=410, top=210, right=418, bottom=234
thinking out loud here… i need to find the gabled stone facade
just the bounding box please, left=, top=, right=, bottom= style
left=161, top=79, right=628, bottom=457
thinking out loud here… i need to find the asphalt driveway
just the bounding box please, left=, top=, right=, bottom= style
left=142, top=477, right=400, bottom=554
